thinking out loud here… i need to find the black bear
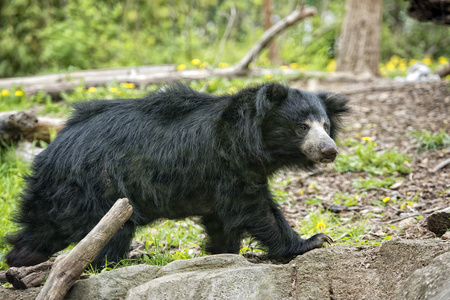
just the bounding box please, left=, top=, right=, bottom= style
left=5, top=83, right=348, bottom=268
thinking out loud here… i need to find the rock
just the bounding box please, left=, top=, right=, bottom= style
left=128, top=263, right=290, bottom=300
left=426, top=208, right=450, bottom=237
left=1, top=241, right=449, bottom=300
left=66, top=264, right=160, bottom=300
left=394, top=251, right=450, bottom=300
left=441, top=231, right=450, bottom=240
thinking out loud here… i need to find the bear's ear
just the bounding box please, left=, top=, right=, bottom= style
left=256, top=83, right=289, bottom=119
left=317, top=92, right=350, bottom=139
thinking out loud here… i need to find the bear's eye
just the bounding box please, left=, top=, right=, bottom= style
left=323, top=123, right=329, bottom=131
left=299, top=124, right=309, bottom=131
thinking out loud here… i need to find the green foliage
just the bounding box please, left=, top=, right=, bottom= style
left=332, top=192, right=363, bottom=207
left=272, top=189, right=290, bottom=204
left=305, top=198, right=322, bottom=205
left=333, top=139, right=411, bottom=175
left=298, top=209, right=379, bottom=247
left=353, top=177, right=402, bottom=190
left=381, top=0, right=450, bottom=61
left=0, top=88, right=51, bottom=112
left=410, top=129, right=450, bottom=152
left=1, top=0, right=448, bottom=78
left=0, top=146, right=31, bottom=269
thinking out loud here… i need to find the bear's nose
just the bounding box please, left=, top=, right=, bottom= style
left=320, top=144, right=338, bottom=162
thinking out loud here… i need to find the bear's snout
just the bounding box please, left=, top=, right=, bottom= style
left=320, top=143, right=338, bottom=163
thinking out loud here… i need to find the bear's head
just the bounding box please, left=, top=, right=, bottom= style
left=256, top=83, right=349, bottom=168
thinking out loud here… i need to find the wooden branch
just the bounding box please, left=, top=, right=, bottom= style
left=0, top=111, right=64, bottom=145
left=375, top=207, right=443, bottom=225
left=230, top=5, right=317, bottom=72
left=434, top=63, right=450, bottom=77
left=5, top=262, right=53, bottom=289
left=35, top=198, right=133, bottom=300
left=430, top=158, right=450, bottom=173
left=0, top=6, right=316, bottom=97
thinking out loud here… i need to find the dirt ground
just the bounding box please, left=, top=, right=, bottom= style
left=278, top=78, right=450, bottom=242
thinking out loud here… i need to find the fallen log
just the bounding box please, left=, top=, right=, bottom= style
left=0, top=6, right=317, bottom=97
left=5, top=262, right=53, bottom=289
left=434, top=63, right=450, bottom=78
left=35, top=198, right=133, bottom=300
left=0, top=111, right=64, bottom=145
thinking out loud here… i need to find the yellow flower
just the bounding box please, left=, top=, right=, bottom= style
left=316, top=220, right=326, bottom=231
left=308, top=182, right=318, bottom=190
left=280, top=65, right=289, bottom=70
left=87, top=87, right=96, bottom=93
left=119, top=82, right=135, bottom=89
left=109, top=87, right=118, bottom=93
left=438, top=57, right=448, bottom=65
left=299, top=65, right=308, bottom=71
left=386, top=61, right=396, bottom=71
left=298, top=189, right=304, bottom=196
left=398, top=63, right=407, bottom=72
left=14, top=90, right=24, bottom=96
left=1, top=89, right=11, bottom=96
left=228, top=86, right=237, bottom=94
left=177, top=64, right=187, bottom=71
left=408, top=59, right=419, bottom=66
left=422, top=56, right=432, bottom=66
left=382, top=197, right=390, bottom=203
left=218, top=62, right=229, bottom=68
left=264, top=74, right=273, bottom=79
left=326, top=59, right=336, bottom=72
left=191, top=59, right=201, bottom=65
left=390, top=55, right=400, bottom=65
left=199, top=62, right=208, bottom=69
left=362, top=136, right=372, bottom=141
left=289, top=63, right=299, bottom=69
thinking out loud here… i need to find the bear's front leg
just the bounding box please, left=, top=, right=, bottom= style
left=244, top=195, right=333, bottom=258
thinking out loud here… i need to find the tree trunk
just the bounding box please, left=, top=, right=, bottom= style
left=336, top=0, right=382, bottom=77
left=263, top=0, right=279, bottom=64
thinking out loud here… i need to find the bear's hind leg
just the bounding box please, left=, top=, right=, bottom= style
left=90, top=221, right=136, bottom=269
left=202, top=214, right=242, bottom=254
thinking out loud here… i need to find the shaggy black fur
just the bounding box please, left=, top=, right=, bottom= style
left=5, top=83, right=349, bottom=268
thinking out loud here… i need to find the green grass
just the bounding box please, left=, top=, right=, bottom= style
left=0, top=146, right=31, bottom=269
left=297, top=209, right=381, bottom=247
left=332, top=192, right=364, bottom=207
left=353, top=176, right=402, bottom=190
left=334, top=139, right=411, bottom=175
left=410, top=129, right=450, bottom=152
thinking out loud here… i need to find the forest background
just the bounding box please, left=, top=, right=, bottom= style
left=1, top=0, right=449, bottom=78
